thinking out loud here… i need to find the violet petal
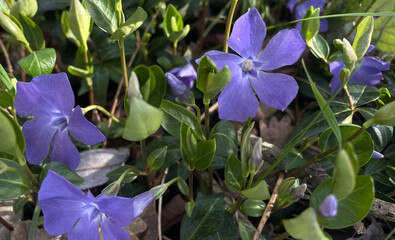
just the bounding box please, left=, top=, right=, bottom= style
left=68, top=106, right=106, bottom=145
left=227, top=8, right=266, bottom=58
left=318, top=194, right=338, bottom=218
left=329, top=61, right=345, bottom=93
left=50, top=129, right=80, bottom=170
left=100, top=217, right=130, bottom=240
left=257, top=29, right=306, bottom=71
left=96, top=196, right=135, bottom=226
left=350, top=57, right=390, bottom=86
left=129, top=189, right=158, bottom=221
left=203, top=50, right=243, bottom=77
left=165, top=72, right=192, bottom=103
left=251, top=72, right=299, bottom=111
left=372, top=150, right=384, bottom=159
left=68, top=214, right=101, bottom=240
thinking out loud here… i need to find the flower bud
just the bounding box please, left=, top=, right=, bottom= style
left=290, top=183, right=307, bottom=201
left=249, top=138, right=263, bottom=173
left=371, top=150, right=384, bottom=159
left=318, top=194, right=338, bottom=218
left=165, top=72, right=193, bottom=104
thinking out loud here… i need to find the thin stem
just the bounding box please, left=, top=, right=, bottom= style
left=343, top=85, right=355, bottom=111
left=223, top=0, right=238, bottom=53
left=19, top=158, right=39, bottom=191
left=83, top=105, right=123, bottom=125
left=204, top=103, right=213, bottom=193
left=118, top=39, right=129, bottom=91
left=4, top=0, right=11, bottom=9
left=253, top=172, right=284, bottom=240
left=198, top=0, right=209, bottom=54
left=158, top=168, right=169, bottom=240
left=172, top=42, right=177, bottom=67
left=28, top=203, right=41, bottom=240
left=188, top=170, right=194, bottom=202
left=384, top=226, right=395, bottom=240
left=192, top=104, right=201, bottom=121
left=0, top=216, right=13, bottom=231
left=140, top=140, right=148, bottom=171
left=0, top=37, right=13, bottom=74
left=229, top=196, right=244, bottom=216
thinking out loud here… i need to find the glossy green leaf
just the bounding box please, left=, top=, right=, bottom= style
left=331, top=149, right=356, bottom=199
left=303, top=60, right=342, bottom=145
left=68, top=65, right=93, bottom=78
left=169, top=24, right=190, bottom=43
left=86, top=0, right=118, bottom=34
left=367, top=101, right=395, bottom=127
left=110, top=7, right=147, bottom=40
left=147, top=65, right=166, bottom=108
left=147, top=146, right=167, bottom=171
left=0, top=158, right=29, bottom=200
left=318, top=124, right=374, bottom=167
left=283, top=208, right=329, bottom=240
left=209, top=120, right=238, bottom=160
left=0, top=108, right=25, bottom=157
left=180, top=193, right=236, bottom=240
left=353, top=16, right=374, bottom=59
left=18, top=48, right=56, bottom=77
left=146, top=136, right=180, bottom=169
left=193, top=139, right=216, bottom=171
left=302, top=6, right=320, bottom=42
left=160, top=99, right=202, bottom=138
left=61, top=10, right=80, bottom=47
left=196, top=55, right=218, bottom=93
left=18, top=14, right=44, bottom=51
left=240, top=199, right=266, bottom=217
left=69, top=0, right=91, bottom=45
left=241, top=180, right=270, bottom=200
left=373, top=16, right=395, bottom=54
left=0, top=12, right=29, bottom=46
left=48, top=162, right=84, bottom=185
left=336, top=83, right=381, bottom=107
left=163, top=4, right=183, bottom=39
left=225, top=154, right=244, bottom=192
left=0, top=64, right=15, bottom=94
left=123, top=97, right=164, bottom=141
left=106, top=165, right=139, bottom=183
left=92, top=65, right=109, bottom=105
left=240, top=121, right=254, bottom=178
left=310, top=176, right=374, bottom=229
left=10, top=0, right=37, bottom=18
left=238, top=221, right=255, bottom=240
left=180, top=122, right=197, bottom=166
left=185, top=201, right=195, bottom=217
left=309, top=34, right=330, bottom=61
left=0, top=91, right=13, bottom=108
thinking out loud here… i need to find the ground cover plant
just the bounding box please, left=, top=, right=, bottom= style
left=0, top=0, right=394, bottom=239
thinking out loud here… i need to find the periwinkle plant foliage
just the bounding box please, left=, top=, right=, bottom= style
left=0, top=1, right=395, bottom=239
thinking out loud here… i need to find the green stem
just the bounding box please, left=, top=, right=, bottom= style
left=28, top=203, right=41, bottom=240
left=140, top=140, right=148, bottom=171
left=229, top=196, right=244, bottom=215
left=384, top=225, right=395, bottom=240
left=223, top=0, right=238, bottom=53
left=118, top=39, right=129, bottom=91
left=204, top=103, right=213, bottom=193
left=343, top=85, right=355, bottom=112
left=82, top=105, right=123, bottom=126
left=192, top=104, right=201, bottom=121
left=172, top=41, right=178, bottom=67
left=188, top=169, right=194, bottom=202
left=4, top=0, right=11, bottom=9
left=18, top=157, right=39, bottom=191
left=25, top=44, right=33, bottom=54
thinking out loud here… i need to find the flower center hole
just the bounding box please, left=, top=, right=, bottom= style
left=242, top=60, right=254, bottom=72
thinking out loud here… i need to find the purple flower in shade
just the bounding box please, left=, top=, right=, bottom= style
left=372, top=150, right=384, bottom=159
left=287, top=0, right=328, bottom=33
left=318, top=194, right=338, bottom=218
left=168, top=58, right=197, bottom=89
left=14, top=73, right=106, bottom=170
left=165, top=72, right=192, bottom=104
left=330, top=45, right=390, bottom=93
left=38, top=171, right=158, bottom=240
left=203, top=8, right=306, bottom=122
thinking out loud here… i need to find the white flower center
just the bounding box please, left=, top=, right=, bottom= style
left=242, top=60, right=254, bottom=72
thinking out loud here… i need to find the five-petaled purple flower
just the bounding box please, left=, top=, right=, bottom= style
left=287, top=0, right=328, bottom=33
left=318, top=194, right=337, bottom=218
left=14, top=73, right=106, bottom=170
left=38, top=171, right=158, bottom=240
left=203, top=8, right=306, bottom=122
left=330, top=45, right=390, bottom=92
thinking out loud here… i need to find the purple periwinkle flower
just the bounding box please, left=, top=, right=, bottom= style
left=165, top=72, right=193, bottom=104
left=203, top=8, right=306, bottom=122
left=14, top=73, right=106, bottom=170
left=318, top=194, right=338, bottom=218
left=38, top=171, right=158, bottom=240
left=287, top=0, right=328, bottom=33
left=371, top=150, right=384, bottom=159
left=168, top=58, right=197, bottom=89
left=330, top=46, right=390, bottom=92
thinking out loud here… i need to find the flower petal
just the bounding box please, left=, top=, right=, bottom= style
left=22, top=115, right=57, bottom=165
left=350, top=57, right=390, bottom=86
left=218, top=75, right=258, bottom=122
left=68, top=106, right=106, bottom=145
left=295, top=0, right=326, bottom=19
left=287, top=0, right=299, bottom=13
left=251, top=72, right=298, bottom=111
left=38, top=171, right=87, bottom=236
left=170, top=58, right=197, bottom=89
left=329, top=61, right=345, bottom=93
left=257, top=29, right=306, bottom=71
left=372, top=150, right=384, bottom=159
left=50, top=129, right=80, bottom=170
left=165, top=72, right=192, bottom=103
left=96, top=196, right=135, bottom=226
left=227, top=8, right=266, bottom=58
left=68, top=214, right=101, bottom=240
left=14, top=73, right=74, bottom=117
left=203, top=50, right=243, bottom=78
left=100, top=217, right=129, bottom=240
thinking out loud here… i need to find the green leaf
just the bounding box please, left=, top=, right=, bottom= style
left=180, top=193, right=237, bottom=240
left=110, top=7, right=147, bottom=41
left=318, top=124, right=374, bottom=167
left=48, top=162, right=84, bottom=185
left=145, top=136, right=181, bottom=169
left=302, top=6, right=320, bottom=42
left=163, top=4, right=183, bottom=39
left=303, top=60, right=342, bottom=146
left=10, top=0, right=37, bottom=19
left=18, top=14, right=45, bottom=51
left=160, top=99, right=202, bottom=139
left=61, top=10, right=80, bottom=47
left=309, top=34, right=330, bottom=61
left=185, top=201, right=195, bottom=217
left=0, top=108, right=25, bottom=157
left=241, top=180, right=270, bottom=200
left=0, top=64, right=15, bottom=94
left=0, top=91, right=13, bottom=108
left=240, top=121, right=254, bottom=178
left=147, top=146, right=167, bottom=171
left=13, top=197, right=29, bottom=214
left=122, top=97, right=164, bottom=141
left=367, top=101, right=395, bottom=127
left=68, top=65, right=93, bottom=78
left=283, top=208, right=329, bottom=240
left=225, top=154, right=244, bottom=192
left=0, top=158, right=29, bottom=200
left=169, top=24, right=190, bottom=43
left=193, top=139, right=216, bottom=171
left=210, top=120, right=238, bottom=160
left=180, top=122, right=197, bottom=166
left=69, top=0, right=91, bottom=46
left=331, top=149, right=356, bottom=199
left=353, top=16, right=374, bottom=59
left=240, top=199, right=266, bottom=217
left=0, top=12, right=29, bottom=46
left=106, top=165, right=138, bottom=183
left=196, top=55, right=218, bottom=93
left=92, top=65, right=109, bottom=105
left=372, top=16, right=395, bottom=54
left=18, top=48, right=56, bottom=77
left=238, top=221, right=255, bottom=240
left=310, top=176, right=374, bottom=229
left=86, top=0, right=118, bottom=34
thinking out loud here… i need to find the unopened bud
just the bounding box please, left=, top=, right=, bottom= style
left=290, top=183, right=307, bottom=201
left=165, top=72, right=193, bottom=104
left=318, top=194, right=338, bottom=218
left=250, top=138, right=263, bottom=173
left=333, top=39, right=343, bottom=51
left=371, top=150, right=384, bottom=159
